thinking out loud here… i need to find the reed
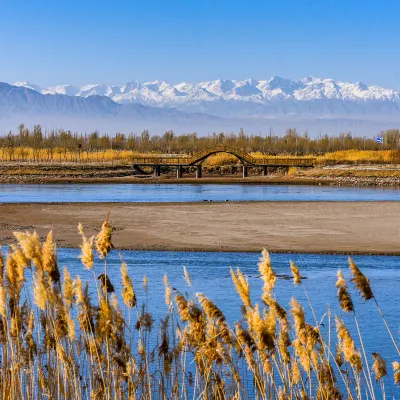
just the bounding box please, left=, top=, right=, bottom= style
left=319, top=150, right=398, bottom=164
left=0, top=218, right=397, bottom=399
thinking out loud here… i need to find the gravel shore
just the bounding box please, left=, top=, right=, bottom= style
left=1, top=163, right=400, bottom=186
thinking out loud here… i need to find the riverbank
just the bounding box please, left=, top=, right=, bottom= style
left=0, top=201, right=399, bottom=254
left=1, top=162, right=400, bottom=186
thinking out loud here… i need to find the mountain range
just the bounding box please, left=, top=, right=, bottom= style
left=0, top=83, right=221, bottom=133
left=2, top=76, right=400, bottom=134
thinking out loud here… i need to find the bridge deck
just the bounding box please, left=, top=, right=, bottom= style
left=132, top=156, right=316, bottom=167
left=132, top=146, right=316, bottom=171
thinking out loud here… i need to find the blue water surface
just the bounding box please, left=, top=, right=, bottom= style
left=12, top=247, right=398, bottom=398
left=0, top=183, right=399, bottom=202
left=60, top=249, right=400, bottom=391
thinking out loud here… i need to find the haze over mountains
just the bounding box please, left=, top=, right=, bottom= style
left=2, top=76, right=400, bottom=135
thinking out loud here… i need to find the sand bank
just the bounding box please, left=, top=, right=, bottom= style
left=0, top=202, right=398, bottom=255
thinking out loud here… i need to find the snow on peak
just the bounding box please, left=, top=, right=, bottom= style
left=42, top=84, right=79, bottom=96
left=13, top=81, right=42, bottom=92
left=11, top=76, right=400, bottom=110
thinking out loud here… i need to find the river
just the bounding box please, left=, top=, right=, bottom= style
left=59, top=249, right=400, bottom=370
left=0, top=183, right=399, bottom=202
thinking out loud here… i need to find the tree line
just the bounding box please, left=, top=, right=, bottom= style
left=1, top=124, right=400, bottom=157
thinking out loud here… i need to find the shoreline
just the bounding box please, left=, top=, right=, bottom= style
left=1, top=161, right=400, bottom=187
left=1, top=175, right=400, bottom=187
left=51, top=243, right=400, bottom=256
left=1, top=199, right=400, bottom=205
left=0, top=201, right=399, bottom=255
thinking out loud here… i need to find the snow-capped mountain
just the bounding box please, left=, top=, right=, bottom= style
left=6, top=77, right=400, bottom=134
left=13, top=76, right=400, bottom=118
left=0, top=83, right=221, bottom=133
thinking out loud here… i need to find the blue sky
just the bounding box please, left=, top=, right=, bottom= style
left=1, top=0, right=400, bottom=88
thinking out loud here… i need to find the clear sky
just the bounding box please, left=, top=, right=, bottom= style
left=1, top=0, right=400, bottom=88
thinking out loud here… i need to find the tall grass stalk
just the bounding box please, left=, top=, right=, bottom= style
left=0, top=218, right=396, bottom=398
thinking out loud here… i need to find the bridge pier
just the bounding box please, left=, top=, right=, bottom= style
left=154, top=165, right=161, bottom=177
left=231, top=166, right=237, bottom=175
left=196, top=165, right=202, bottom=178
left=242, top=166, right=248, bottom=178
left=262, top=166, right=268, bottom=176
left=177, top=165, right=183, bottom=178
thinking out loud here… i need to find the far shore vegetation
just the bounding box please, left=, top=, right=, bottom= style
left=1, top=124, right=400, bottom=166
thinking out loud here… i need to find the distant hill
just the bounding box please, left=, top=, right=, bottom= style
left=0, top=83, right=222, bottom=133
left=3, top=77, right=400, bottom=134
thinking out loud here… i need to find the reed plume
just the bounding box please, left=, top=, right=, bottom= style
left=143, top=275, right=148, bottom=293
left=0, top=282, right=6, bottom=318
left=42, top=230, right=60, bottom=283
left=336, top=317, right=362, bottom=373
left=235, top=322, right=256, bottom=354
left=9, top=245, right=29, bottom=273
left=290, top=298, right=306, bottom=343
left=73, top=275, right=84, bottom=305
left=183, top=266, right=191, bottom=286
left=246, top=304, right=275, bottom=353
left=163, top=274, right=172, bottom=308
left=290, top=260, right=302, bottom=285
left=174, top=292, right=190, bottom=322
left=6, top=251, right=25, bottom=296
left=336, top=270, right=354, bottom=313
left=120, top=261, right=136, bottom=307
left=258, top=249, right=276, bottom=293
left=230, top=267, right=252, bottom=308
left=95, top=214, right=113, bottom=259
left=78, top=223, right=94, bottom=269
left=98, top=273, right=114, bottom=293
left=348, top=257, right=373, bottom=301
left=372, top=352, right=387, bottom=381
left=196, top=293, right=225, bottom=322
left=62, top=267, right=74, bottom=310
left=32, top=272, right=47, bottom=310
left=13, top=231, right=42, bottom=269
left=393, top=361, right=400, bottom=384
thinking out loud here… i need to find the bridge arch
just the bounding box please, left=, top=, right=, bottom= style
left=187, top=146, right=255, bottom=166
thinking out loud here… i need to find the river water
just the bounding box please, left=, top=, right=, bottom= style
left=2, top=183, right=399, bottom=396
left=0, top=183, right=399, bottom=202
left=60, top=249, right=400, bottom=379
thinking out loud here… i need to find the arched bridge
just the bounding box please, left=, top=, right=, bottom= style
left=186, top=146, right=257, bottom=165
left=132, top=146, right=316, bottom=178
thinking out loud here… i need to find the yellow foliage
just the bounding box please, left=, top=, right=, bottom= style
left=1, top=146, right=400, bottom=166
left=0, top=147, right=149, bottom=164
left=318, top=150, right=399, bottom=164
left=203, top=153, right=238, bottom=166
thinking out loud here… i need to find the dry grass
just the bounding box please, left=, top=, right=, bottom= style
left=0, top=216, right=397, bottom=399
left=203, top=153, right=239, bottom=166
left=0, top=147, right=151, bottom=164
left=3, top=146, right=400, bottom=168
left=287, top=167, right=298, bottom=176
left=318, top=150, right=400, bottom=165
left=295, top=167, right=400, bottom=179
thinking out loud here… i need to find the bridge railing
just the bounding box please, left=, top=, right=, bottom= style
left=132, top=157, right=190, bottom=165
left=254, top=157, right=316, bottom=166
left=132, top=149, right=316, bottom=167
